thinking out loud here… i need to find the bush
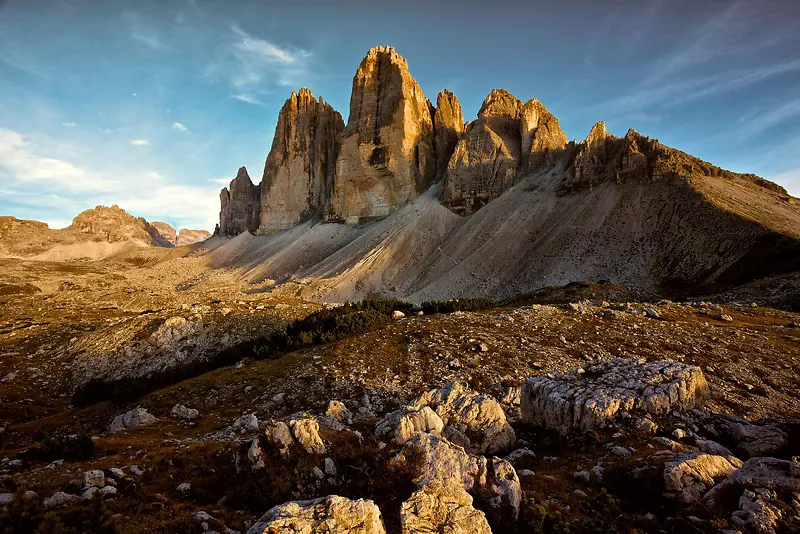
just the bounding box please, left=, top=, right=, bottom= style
left=73, top=299, right=414, bottom=406
left=29, top=434, right=95, bottom=462
left=420, top=297, right=498, bottom=315
left=0, top=491, right=115, bottom=533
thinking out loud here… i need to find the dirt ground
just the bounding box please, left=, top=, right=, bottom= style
left=1, top=253, right=799, bottom=533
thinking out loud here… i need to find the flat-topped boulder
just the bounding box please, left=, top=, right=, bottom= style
left=247, top=495, right=386, bottom=534
left=521, top=358, right=709, bottom=433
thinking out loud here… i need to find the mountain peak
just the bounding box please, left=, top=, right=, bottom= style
left=478, top=89, right=522, bottom=119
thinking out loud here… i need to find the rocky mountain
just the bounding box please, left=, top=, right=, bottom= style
left=0, top=205, right=209, bottom=260
left=214, top=46, right=800, bottom=299
left=151, top=222, right=211, bottom=247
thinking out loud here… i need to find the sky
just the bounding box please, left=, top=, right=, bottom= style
left=1, top=0, right=799, bottom=231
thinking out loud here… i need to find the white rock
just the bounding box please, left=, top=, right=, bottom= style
left=171, top=404, right=200, bottom=420
left=326, top=401, right=353, bottom=425
left=99, top=486, right=117, bottom=496
left=521, top=358, right=709, bottom=434
left=393, top=310, right=405, bottom=319
left=109, top=407, right=157, bottom=433
left=177, top=482, right=192, bottom=493
left=400, top=479, right=492, bottom=534
left=247, top=495, right=386, bottom=534
left=43, top=491, right=82, bottom=509
left=289, top=416, right=325, bottom=455
left=663, top=453, right=741, bottom=503
left=324, top=458, right=337, bottom=476
left=83, top=469, right=105, bottom=488
left=233, top=413, right=259, bottom=433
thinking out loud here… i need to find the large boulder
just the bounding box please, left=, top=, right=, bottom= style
left=394, top=433, right=521, bottom=520
left=327, top=46, right=435, bottom=223
left=400, top=479, right=492, bottom=534
left=703, top=415, right=788, bottom=459
left=662, top=452, right=741, bottom=503
left=109, top=408, right=157, bottom=433
left=219, top=166, right=261, bottom=236
left=521, top=358, right=709, bottom=434
left=377, top=382, right=515, bottom=454
left=247, top=495, right=386, bottom=534
left=259, top=88, right=344, bottom=232
left=289, top=416, right=326, bottom=455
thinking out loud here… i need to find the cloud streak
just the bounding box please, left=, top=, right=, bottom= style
left=172, top=122, right=189, bottom=133
left=205, top=25, right=312, bottom=96
left=131, top=139, right=151, bottom=146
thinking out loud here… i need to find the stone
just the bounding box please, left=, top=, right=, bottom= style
left=109, top=408, right=157, bottom=433
left=0, top=493, right=13, bottom=504
left=433, top=89, right=465, bottom=182
left=43, top=491, right=82, bottom=509
left=327, top=400, right=354, bottom=425
left=171, top=404, right=199, bottom=420
left=394, top=433, right=521, bottom=519
left=289, top=416, right=325, bottom=454
left=635, top=417, right=659, bottom=434
left=99, top=486, right=117, bottom=496
left=325, top=457, right=337, bottom=476
left=672, top=428, right=688, bottom=440
left=731, top=489, right=783, bottom=533
left=520, top=358, right=709, bottom=434
left=81, top=487, right=100, bottom=500
left=441, top=89, right=522, bottom=216
left=219, top=166, right=261, bottom=236
left=400, top=479, right=492, bottom=534
left=328, top=46, right=435, bottom=223
left=247, top=495, right=386, bottom=534
left=177, top=482, right=191, bottom=493
left=574, top=471, right=591, bottom=483
left=375, top=406, right=444, bottom=445
left=109, top=468, right=125, bottom=479
left=233, top=413, right=259, bottom=433
left=259, top=88, right=344, bottom=232
left=645, top=308, right=661, bottom=319
left=663, top=452, right=741, bottom=503
left=703, top=415, right=788, bottom=458
left=504, top=448, right=536, bottom=465
left=501, top=386, right=521, bottom=406
left=83, top=470, right=105, bottom=488
left=392, top=310, right=406, bottom=319
left=407, top=381, right=516, bottom=454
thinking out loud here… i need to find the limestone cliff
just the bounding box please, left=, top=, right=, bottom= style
left=441, top=89, right=523, bottom=215
left=433, top=89, right=465, bottom=182
left=519, top=98, right=568, bottom=170
left=259, top=88, right=344, bottom=232
left=327, top=46, right=435, bottom=223
left=219, top=167, right=261, bottom=236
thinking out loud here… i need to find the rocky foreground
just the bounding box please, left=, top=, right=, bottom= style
left=0, top=256, right=799, bottom=533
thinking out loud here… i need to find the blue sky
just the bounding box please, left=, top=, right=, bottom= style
left=1, top=0, right=799, bottom=231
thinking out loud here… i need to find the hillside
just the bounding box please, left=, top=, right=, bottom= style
left=0, top=205, right=210, bottom=260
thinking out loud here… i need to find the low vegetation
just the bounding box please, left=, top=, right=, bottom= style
left=75, top=298, right=494, bottom=406
left=0, top=492, right=115, bottom=534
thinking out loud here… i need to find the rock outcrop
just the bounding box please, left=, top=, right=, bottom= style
left=433, top=89, right=465, bottom=182
left=327, top=46, right=435, bottom=223
left=150, top=222, right=177, bottom=245
left=662, top=452, right=741, bottom=503
left=519, top=98, right=568, bottom=170
left=441, top=90, right=566, bottom=215
left=247, top=495, right=386, bottom=534
left=400, top=480, right=492, bottom=534
left=394, top=433, right=522, bottom=519
left=521, top=358, right=709, bottom=433
left=176, top=229, right=211, bottom=246
left=259, top=88, right=344, bottom=232
left=376, top=382, right=515, bottom=454
left=219, top=167, right=261, bottom=236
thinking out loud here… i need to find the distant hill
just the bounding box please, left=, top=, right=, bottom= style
left=0, top=205, right=210, bottom=260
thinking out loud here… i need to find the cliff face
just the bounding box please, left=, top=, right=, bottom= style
left=327, top=46, right=435, bottom=223
left=433, top=89, right=465, bottom=183
left=219, top=167, right=261, bottom=236
left=259, top=88, right=344, bottom=232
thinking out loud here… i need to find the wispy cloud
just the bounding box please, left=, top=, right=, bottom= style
left=205, top=25, right=312, bottom=96
left=172, top=122, right=189, bottom=133
left=131, top=139, right=151, bottom=146
left=738, top=98, right=800, bottom=136
left=0, top=128, right=219, bottom=230
left=128, top=13, right=162, bottom=50
left=0, top=128, right=118, bottom=192
left=230, top=94, right=262, bottom=105
left=207, top=177, right=232, bottom=185
left=61, top=122, right=76, bottom=128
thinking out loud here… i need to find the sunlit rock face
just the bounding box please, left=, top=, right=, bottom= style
left=259, top=88, right=344, bottom=232
left=327, top=46, right=435, bottom=223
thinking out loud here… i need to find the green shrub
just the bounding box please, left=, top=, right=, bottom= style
left=29, top=434, right=95, bottom=462
left=72, top=298, right=413, bottom=406
left=420, top=297, right=498, bottom=315
left=0, top=491, right=116, bottom=533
